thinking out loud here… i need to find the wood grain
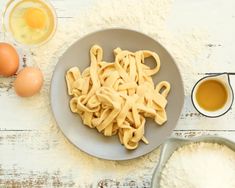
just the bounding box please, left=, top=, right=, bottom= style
left=1, top=0, right=235, bottom=187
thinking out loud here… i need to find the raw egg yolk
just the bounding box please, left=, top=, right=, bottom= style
left=24, top=8, right=46, bottom=29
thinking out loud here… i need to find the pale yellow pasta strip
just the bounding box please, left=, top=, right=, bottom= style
left=155, top=81, right=171, bottom=98
left=116, top=95, right=138, bottom=126
left=103, top=71, right=120, bottom=87
left=155, top=109, right=167, bottom=125
left=141, top=50, right=161, bottom=76
left=118, top=82, right=137, bottom=91
left=83, top=111, right=93, bottom=128
left=96, top=108, right=120, bottom=132
left=104, top=123, right=113, bottom=136
left=66, top=67, right=81, bottom=95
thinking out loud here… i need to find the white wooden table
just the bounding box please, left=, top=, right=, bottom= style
left=0, top=0, right=235, bottom=187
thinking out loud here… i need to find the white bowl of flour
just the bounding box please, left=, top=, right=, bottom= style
left=151, top=136, right=235, bottom=188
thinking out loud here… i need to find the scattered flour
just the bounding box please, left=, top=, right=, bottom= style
left=160, top=142, right=235, bottom=188
left=0, top=0, right=211, bottom=186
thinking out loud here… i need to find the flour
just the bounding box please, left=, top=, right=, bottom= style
left=27, top=0, right=208, bottom=184
left=160, top=142, right=235, bottom=188
left=0, top=0, right=210, bottom=186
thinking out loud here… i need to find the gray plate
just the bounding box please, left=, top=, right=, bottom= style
left=151, top=136, right=235, bottom=187
left=50, top=28, right=184, bottom=160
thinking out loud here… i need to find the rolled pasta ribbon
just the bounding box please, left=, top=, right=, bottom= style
left=155, top=81, right=171, bottom=98
left=121, top=116, right=146, bottom=150
left=76, top=95, right=100, bottom=113
left=66, top=67, right=81, bottom=95
left=141, top=50, right=161, bottom=76
left=155, top=109, right=167, bottom=125
left=69, top=97, right=79, bottom=113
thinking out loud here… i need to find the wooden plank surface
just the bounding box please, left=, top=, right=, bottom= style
left=1, top=0, right=235, bottom=187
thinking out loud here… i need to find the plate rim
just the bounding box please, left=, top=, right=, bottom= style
left=50, top=28, right=185, bottom=160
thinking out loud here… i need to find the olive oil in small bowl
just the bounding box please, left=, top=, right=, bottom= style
left=191, top=73, right=234, bottom=117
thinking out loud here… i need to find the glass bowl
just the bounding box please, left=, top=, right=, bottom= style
left=2, top=0, right=57, bottom=48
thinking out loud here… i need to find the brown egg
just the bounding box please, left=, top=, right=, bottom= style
left=14, top=67, right=43, bottom=97
left=0, top=42, right=19, bottom=77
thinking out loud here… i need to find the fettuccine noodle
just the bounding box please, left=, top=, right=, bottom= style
left=66, top=45, right=170, bottom=150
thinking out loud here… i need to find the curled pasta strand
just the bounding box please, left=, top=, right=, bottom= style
left=141, top=50, right=161, bottom=76
left=66, top=67, right=81, bottom=95
left=155, top=81, right=171, bottom=98
left=76, top=95, right=100, bottom=112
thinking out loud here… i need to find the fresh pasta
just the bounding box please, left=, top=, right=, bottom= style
left=65, top=45, right=170, bottom=150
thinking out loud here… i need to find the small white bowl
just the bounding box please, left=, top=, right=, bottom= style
left=191, top=73, right=234, bottom=118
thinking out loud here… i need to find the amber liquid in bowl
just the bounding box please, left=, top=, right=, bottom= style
left=196, top=80, right=228, bottom=111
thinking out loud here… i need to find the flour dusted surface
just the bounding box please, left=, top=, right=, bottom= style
left=20, top=0, right=208, bottom=184
left=0, top=0, right=209, bottom=186
left=160, top=142, right=235, bottom=188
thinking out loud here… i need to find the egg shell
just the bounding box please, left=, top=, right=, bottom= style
left=14, top=67, right=43, bottom=97
left=0, top=42, right=19, bottom=77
